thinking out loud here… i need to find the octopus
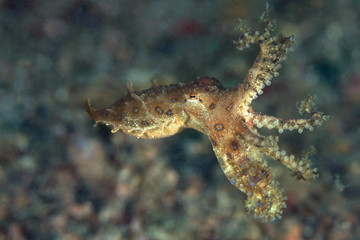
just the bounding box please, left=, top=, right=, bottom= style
left=86, top=9, right=328, bottom=221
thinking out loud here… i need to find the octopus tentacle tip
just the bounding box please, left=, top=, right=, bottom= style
left=85, top=98, right=97, bottom=119
left=85, top=98, right=93, bottom=115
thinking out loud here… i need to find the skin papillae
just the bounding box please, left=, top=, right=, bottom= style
left=86, top=8, right=329, bottom=221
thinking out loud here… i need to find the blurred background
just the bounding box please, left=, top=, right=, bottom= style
left=0, top=0, right=359, bottom=239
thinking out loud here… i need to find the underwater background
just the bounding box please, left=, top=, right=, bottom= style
left=0, top=0, right=359, bottom=239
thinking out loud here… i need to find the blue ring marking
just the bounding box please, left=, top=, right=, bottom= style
left=230, top=177, right=236, bottom=185
left=215, top=124, right=224, bottom=131
left=231, top=141, right=238, bottom=150
left=133, top=107, right=139, bottom=113
left=211, top=140, right=216, bottom=146
left=171, top=98, right=176, bottom=102
left=227, top=153, right=231, bottom=159
left=141, top=121, right=149, bottom=125
left=245, top=82, right=250, bottom=90
left=156, top=107, right=164, bottom=114
left=166, top=110, right=173, bottom=115
left=210, top=104, right=215, bottom=109
left=249, top=182, right=255, bottom=187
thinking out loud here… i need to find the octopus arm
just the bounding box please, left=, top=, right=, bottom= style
left=233, top=6, right=295, bottom=108
left=255, top=135, right=319, bottom=182
left=249, top=108, right=329, bottom=134
left=216, top=149, right=287, bottom=221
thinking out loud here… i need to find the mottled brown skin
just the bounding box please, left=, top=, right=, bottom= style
left=86, top=10, right=328, bottom=221
left=86, top=77, right=230, bottom=138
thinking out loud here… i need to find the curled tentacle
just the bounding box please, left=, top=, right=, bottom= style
left=247, top=95, right=329, bottom=134
left=259, top=136, right=319, bottom=182
left=235, top=5, right=295, bottom=108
